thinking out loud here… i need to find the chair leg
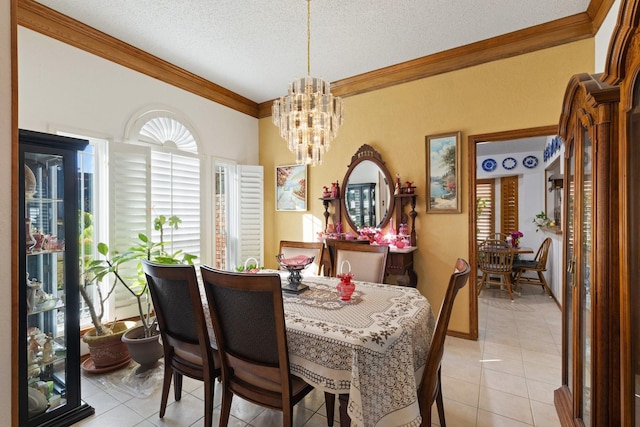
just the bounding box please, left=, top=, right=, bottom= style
left=538, top=271, right=552, bottom=296
left=203, top=379, right=215, bottom=427
left=477, top=273, right=487, bottom=295
left=219, top=389, right=233, bottom=427
left=324, top=392, right=335, bottom=427
left=504, top=274, right=514, bottom=300
left=159, top=364, right=173, bottom=418
left=436, top=369, right=446, bottom=427
left=283, top=404, right=293, bottom=427
left=173, top=372, right=183, bottom=401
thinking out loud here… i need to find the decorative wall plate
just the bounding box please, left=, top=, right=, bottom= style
left=481, top=158, right=497, bottom=172
left=502, top=157, right=517, bottom=170
left=523, top=155, right=539, bottom=169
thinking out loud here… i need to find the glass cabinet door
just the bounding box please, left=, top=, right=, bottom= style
left=24, top=153, right=69, bottom=421
left=579, top=126, right=593, bottom=424
left=563, top=138, right=575, bottom=400
left=19, top=130, right=92, bottom=427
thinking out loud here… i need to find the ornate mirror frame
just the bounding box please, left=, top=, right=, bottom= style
left=340, top=144, right=395, bottom=232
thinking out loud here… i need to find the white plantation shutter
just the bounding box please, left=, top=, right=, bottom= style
left=110, top=143, right=201, bottom=319
left=110, top=142, right=150, bottom=317
left=237, top=165, right=263, bottom=266
left=150, top=151, right=201, bottom=258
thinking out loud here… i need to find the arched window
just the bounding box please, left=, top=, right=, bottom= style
left=112, top=110, right=201, bottom=318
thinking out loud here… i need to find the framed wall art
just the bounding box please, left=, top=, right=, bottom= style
left=425, top=131, right=461, bottom=213
left=276, top=165, right=307, bottom=211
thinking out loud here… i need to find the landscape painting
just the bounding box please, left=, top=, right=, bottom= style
left=426, top=132, right=461, bottom=213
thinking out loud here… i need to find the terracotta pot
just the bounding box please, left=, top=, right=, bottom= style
left=122, top=325, right=163, bottom=373
left=83, top=321, right=131, bottom=371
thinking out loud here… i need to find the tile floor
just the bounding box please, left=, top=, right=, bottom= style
left=73, top=284, right=562, bottom=427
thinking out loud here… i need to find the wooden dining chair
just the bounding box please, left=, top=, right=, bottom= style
left=477, top=238, right=516, bottom=300
left=199, top=266, right=316, bottom=427
left=323, top=238, right=370, bottom=277
left=333, top=240, right=389, bottom=283
left=278, top=240, right=324, bottom=275
left=512, top=237, right=552, bottom=296
left=418, top=258, right=471, bottom=427
left=141, top=261, right=221, bottom=427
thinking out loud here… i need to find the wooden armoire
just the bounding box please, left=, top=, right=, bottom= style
left=555, top=0, right=640, bottom=425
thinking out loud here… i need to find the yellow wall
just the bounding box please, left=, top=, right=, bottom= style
left=259, top=39, right=594, bottom=335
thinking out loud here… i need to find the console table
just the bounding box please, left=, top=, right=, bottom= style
left=387, top=246, right=418, bottom=287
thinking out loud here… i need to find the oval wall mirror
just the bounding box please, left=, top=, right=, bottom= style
left=340, top=145, right=394, bottom=231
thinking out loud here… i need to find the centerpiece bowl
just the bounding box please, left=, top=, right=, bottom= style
left=275, top=254, right=314, bottom=294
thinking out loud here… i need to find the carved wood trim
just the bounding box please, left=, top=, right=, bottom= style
left=16, top=0, right=259, bottom=118
left=258, top=11, right=600, bottom=117
left=603, top=0, right=640, bottom=84
left=15, top=0, right=613, bottom=120
left=467, top=125, right=557, bottom=343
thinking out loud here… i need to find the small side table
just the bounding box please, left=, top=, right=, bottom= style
left=387, top=246, right=418, bottom=287
left=394, top=193, right=417, bottom=246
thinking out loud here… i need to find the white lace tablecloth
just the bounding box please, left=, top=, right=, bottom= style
left=283, top=273, right=435, bottom=427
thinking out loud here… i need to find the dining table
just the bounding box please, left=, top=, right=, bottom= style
left=275, top=271, right=435, bottom=427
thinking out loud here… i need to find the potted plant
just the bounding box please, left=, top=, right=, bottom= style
left=82, top=214, right=197, bottom=372
left=532, top=211, right=552, bottom=231
left=79, top=211, right=132, bottom=372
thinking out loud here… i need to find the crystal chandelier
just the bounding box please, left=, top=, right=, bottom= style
left=272, top=0, right=344, bottom=166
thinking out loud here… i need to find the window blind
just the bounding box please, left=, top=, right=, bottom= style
left=500, top=175, right=519, bottom=234
left=476, top=179, right=495, bottom=241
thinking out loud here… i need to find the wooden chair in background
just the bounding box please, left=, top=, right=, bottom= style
left=477, top=239, right=516, bottom=300
left=278, top=240, right=324, bottom=275
left=333, top=241, right=389, bottom=283
left=512, top=237, right=552, bottom=296
left=418, top=258, right=471, bottom=427
left=323, top=238, right=370, bottom=277
left=142, top=261, right=221, bottom=427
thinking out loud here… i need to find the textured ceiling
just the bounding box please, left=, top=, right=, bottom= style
left=35, top=0, right=591, bottom=104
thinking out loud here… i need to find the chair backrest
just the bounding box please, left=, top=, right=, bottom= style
left=333, top=241, right=389, bottom=283
left=142, top=260, right=215, bottom=367
left=278, top=240, right=324, bottom=275
left=323, top=238, right=369, bottom=276
left=533, top=237, right=552, bottom=270
left=200, top=266, right=292, bottom=393
left=478, top=239, right=514, bottom=274
left=418, top=258, right=471, bottom=406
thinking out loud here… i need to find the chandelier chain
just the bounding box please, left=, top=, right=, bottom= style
left=307, top=0, right=311, bottom=76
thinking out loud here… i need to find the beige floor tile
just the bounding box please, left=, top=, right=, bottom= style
left=479, top=387, right=534, bottom=425
left=150, top=394, right=211, bottom=426
left=523, top=361, right=561, bottom=387
left=74, top=404, right=145, bottom=427
left=442, top=375, right=480, bottom=406
left=481, top=353, right=526, bottom=377
left=526, top=378, right=557, bottom=405
left=483, top=341, right=523, bottom=361
left=442, top=358, right=482, bottom=384
left=521, top=348, right=562, bottom=367
left=481, top=369, right=528, bottom=398
left=436, top=398, right=478, bottom=427
left=530, top=400, right=561, bottom=426
left=477, top=409, right=533, bottom=427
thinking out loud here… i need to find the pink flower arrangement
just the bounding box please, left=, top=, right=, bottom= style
left=509, top=231, right=523, bottom=248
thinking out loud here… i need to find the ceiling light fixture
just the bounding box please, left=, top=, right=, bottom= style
left=272, top=0, right=344, bottom=166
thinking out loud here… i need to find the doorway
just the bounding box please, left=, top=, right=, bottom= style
left=467, top=125, right=557, bottom=339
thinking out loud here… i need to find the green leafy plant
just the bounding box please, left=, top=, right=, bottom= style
left=532, top=211, right=551, bottom=231
left=81, top=214, right=197, bottom=338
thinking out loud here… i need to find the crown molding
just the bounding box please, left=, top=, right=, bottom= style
left=16, top=0, right=259, bottom=118
left=17, top=0, right=612, bottom=120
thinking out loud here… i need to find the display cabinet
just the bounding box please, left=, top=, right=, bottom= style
left=345, top=183, right=376, bottom=228
left=554, top=73, right=620, bottom=426
left=602, top=1, right=640, bottom=424
left=18, top=130, right=93, bottom=426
